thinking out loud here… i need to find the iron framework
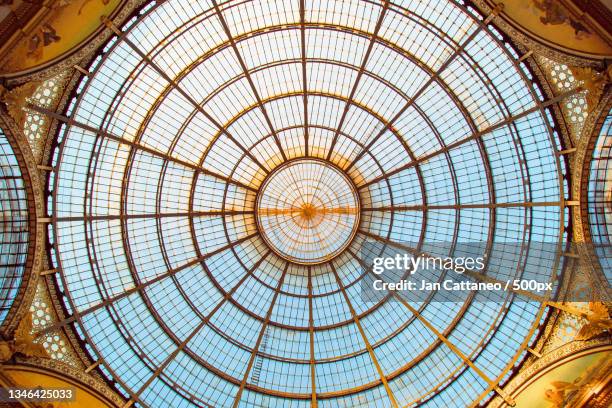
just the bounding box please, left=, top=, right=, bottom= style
left=38, top=0, right=575, bottom=407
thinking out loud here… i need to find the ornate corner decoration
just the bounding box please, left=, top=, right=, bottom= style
left=489, top=340, right=611, bottom=407
left=6, top=355, right=125, bottom=406
left=570, top=66, right=612, bottom=113
left=0, top=313, right=48, bottom=362
left=0, top=81, right=43, bottom=126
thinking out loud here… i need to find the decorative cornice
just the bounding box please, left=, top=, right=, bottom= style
left=471, top=0, right=608, bottom=67
left=1, top=0, right=149, bottom=85
left=9, top=355, right=124, bottom=406
left=0, top=1, right=44, bottom=54
left=570, top=0, right=612, bottom=38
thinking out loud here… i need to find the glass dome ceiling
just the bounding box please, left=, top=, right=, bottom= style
left=47, top=0, right=568, bottom=406
left=0, top=129, right=29, bottom=325
left=588, top=109, right=611, bottom=282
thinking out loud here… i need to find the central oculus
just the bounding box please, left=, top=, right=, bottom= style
left=255, top=158, right=361, bottom=265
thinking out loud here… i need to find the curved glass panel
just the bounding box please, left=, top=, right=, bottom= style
left=0, top=128, right=29, bottom=324
left=50, top=0, right=567, bottom=406
left=588, top=110, right=612, bottom=282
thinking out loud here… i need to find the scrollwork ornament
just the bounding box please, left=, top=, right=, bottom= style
left=0, top=314, right=48, bottom=362
left=570, top=66, right=611, bottom=111
left=0, top=81, right=42, bottom=126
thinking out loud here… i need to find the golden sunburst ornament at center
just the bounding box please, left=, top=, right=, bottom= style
left=255, top=158, right=361, bottom=265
